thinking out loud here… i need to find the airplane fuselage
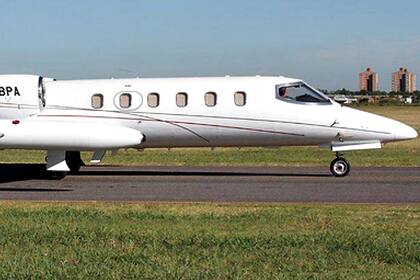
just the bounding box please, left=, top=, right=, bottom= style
left=43, top=76, right=417, bottom=147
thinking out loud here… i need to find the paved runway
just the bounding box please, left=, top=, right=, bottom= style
left=0, top=164, right=419, bottom=203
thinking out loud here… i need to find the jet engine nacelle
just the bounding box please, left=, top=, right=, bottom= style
left=0, top=74, right=47, bottom=119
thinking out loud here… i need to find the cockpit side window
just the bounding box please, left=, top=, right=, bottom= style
left=276, top=83, right=330, bottom=103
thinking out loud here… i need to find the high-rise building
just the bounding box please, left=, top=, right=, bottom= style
left=392, top=67, right=416, bottom=93
left=359, top=68, right=379, bottom=93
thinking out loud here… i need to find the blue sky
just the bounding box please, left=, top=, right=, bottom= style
left=0, top=0, right=419, bottom=90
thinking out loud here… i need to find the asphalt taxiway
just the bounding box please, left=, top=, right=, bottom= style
left=0, top=164, right=419, bottom=203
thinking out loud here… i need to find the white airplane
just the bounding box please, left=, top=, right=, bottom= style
left=0, top=74, right=417, bottom=177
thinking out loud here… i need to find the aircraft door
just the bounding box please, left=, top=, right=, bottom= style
left=38, top=76, right=46, bottom=110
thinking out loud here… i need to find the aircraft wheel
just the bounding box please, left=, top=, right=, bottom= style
left=330, top=157, right=350, bottom=177
left=66, top=151, right=84, bottom=173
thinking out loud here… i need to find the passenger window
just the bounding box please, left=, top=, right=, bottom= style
left=91, top=94, right=103, bottom=109
left=276, top=83, right=330, bottom=103
left=148, top=93, right=160, bottom=108
left=234, top=91, right=246, bottom=106
left=119, top=93, right=132, bottom=108
left=176, top=92, right=188, bottom=107
left=205, top=92, right=217, bottom=107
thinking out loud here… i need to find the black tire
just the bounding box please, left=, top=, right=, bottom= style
left=330, top=157, right=351, bottom=177
left=47, top=171, right=67, bottom=180
left=66, top=151, right=84, bottom=173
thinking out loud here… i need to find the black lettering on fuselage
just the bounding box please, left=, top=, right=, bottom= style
left=0, top=86, right=21, bottom=96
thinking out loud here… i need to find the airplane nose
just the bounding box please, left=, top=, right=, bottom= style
left=393, top=123, right=418, bottom=141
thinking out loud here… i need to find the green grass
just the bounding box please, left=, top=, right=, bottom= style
left=0, top=105, right=419, bottom=167
left=0, top=202, right=418, bottom=279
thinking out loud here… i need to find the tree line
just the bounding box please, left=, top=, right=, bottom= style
left=320, top=88, right=420, bottom=97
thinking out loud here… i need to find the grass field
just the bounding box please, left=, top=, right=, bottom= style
left=0, top=105, right=418, bottom=167
left=0, top=202, right=418, bottom=279
left=0, top=106, right=418, bottom=279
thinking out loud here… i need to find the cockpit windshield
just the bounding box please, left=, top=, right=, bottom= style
left=276, top=82, right=330, bottom=103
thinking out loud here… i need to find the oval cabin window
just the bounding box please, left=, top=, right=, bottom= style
left=205, top=92, right=217, bottom=107
left=147, top=93, right=160, bottom=108
left=176, top=92, right=188, bottom=107
left=91, top=94, right=104, bottom=109
left=119, top=93, right=132, bottom=108
left=234, top=91, right=246, bottom=106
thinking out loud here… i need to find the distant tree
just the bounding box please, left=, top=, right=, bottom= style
left=333, top=88, right=352, bottom=95
left=374, top=91, right=388, bottom=96
left=412, top=91, right=420, bottom=103
left=358, top=97, right=369, bottom=104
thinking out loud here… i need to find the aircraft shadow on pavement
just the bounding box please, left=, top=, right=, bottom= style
left=0, top=163, right=330, bottom=184
left=77, top=168, right=330, bottom=178
left=0, top=163, right=70, bottom=185
left=0, top=187, right=71, bottom=192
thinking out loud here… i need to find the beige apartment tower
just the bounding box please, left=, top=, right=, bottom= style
left=392, top=68, right=416, bottom=93
left=359, top=67, right=379, bottom=92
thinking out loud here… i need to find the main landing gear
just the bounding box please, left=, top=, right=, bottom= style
left=45, top=151, right=85, bottom=179
left=330, top=153, right=350, bottom=177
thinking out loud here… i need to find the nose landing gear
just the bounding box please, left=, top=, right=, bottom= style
left=330, top=153, right=350, bottom=177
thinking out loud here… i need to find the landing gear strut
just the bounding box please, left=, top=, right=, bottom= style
left=330, top=153, right=350, bottom=177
